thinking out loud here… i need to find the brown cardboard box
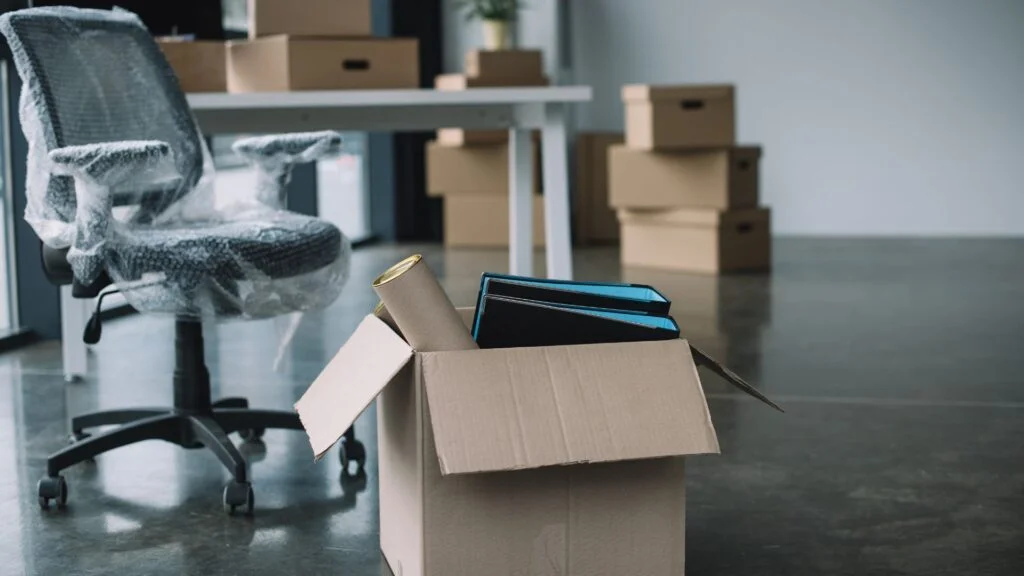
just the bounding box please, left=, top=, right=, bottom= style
left=435, top=74, right=549, bottom=145
left=157, top=40, right=227, bottom=93
left=619, top=207, right=771, bottom=273
left=609, top=145, right=761, bottom=210
left=426, top=141, right=541, bottom=196
left=227, top=36, right=419, bottom=93
left=444, top=194, right=545, bottom=248
left=623, top=84, right=736, bottom=150
left=248, top=0, right=372, bottom=39
left=295, top=308, right=751, bottom=576
left=464, top=49, right=544, bottom=82
left=575, top=132, right=624, bottom=245
left=436, top=128, right=507, bottom=146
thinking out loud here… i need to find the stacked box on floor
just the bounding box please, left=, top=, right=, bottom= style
left=427, top=50, right=548, bottom=247
left=226, top=0, right=419, bottom=92
left=611, top=84, right=772, bottom=273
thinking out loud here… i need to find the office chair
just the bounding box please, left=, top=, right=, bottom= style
left=0, top=6, right=365, bottom=515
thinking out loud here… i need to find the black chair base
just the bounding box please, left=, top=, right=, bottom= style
left=37, top=319, right=366, bottom=515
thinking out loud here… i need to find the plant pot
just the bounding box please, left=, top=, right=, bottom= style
left=481, top=19, right=510, bottom=50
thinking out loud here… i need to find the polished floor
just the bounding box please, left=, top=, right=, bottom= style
left=1, top=240, right=1022, bottom=575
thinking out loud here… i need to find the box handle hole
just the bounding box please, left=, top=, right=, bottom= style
left=342, top=59, right=371, bottom=71
left=737, top=160, right=751, bottom=171
left=680, top=99, right=704, bottom=110
left=736, top=223, right=754, bottom=234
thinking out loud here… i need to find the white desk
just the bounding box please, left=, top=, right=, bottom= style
left=187, top=86, right=591, bottom=279
left=61, top=86, right=591, bottom=380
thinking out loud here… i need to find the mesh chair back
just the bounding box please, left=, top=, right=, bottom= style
left=0, top=7, right=206, bottom=226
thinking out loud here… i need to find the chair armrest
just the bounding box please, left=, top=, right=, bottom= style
left=232, top=131, right=342, bottom=167
left=232, top=131, right=342, bottom=208
left=48, top=141, right=176, bottom=285
left=49, top=140, right=175, bottom=187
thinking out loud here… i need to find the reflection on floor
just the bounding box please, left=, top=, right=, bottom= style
left=0, top=240, right=1022, bottom=575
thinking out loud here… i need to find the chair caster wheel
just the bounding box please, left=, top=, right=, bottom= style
left=239, top=428, right=265, bottom=443
left=339, top=437, right=367, bottom=477
left=223, top=481, right=254, bottom=516
left=38, top=475, right=68, bottom=510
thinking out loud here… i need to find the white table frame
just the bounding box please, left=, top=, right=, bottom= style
left=60, top=86, right=591, bottom=380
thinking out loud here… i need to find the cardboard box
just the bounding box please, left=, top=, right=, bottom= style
left=623, top=84, right=736, bottom=150
left=464, top=49, right=544, bottom=82
left=444, top=194, right=545, bottom=248
left=436, top=128, right=507, bottom=146
left=426, top=140, right=541, bottom=197
left=157, top=39, right=227, bottom=93
left=609, top=145, right=761, bottom=210
left=574, top=132, right=624, bottom=245
left=434, top=74, right=548, bottom=145
left=296, top=309, right=736, bottom=576
left=435, top=73, right=548, bottom=91
left=248, top=0, right=372, bottom=39
left=227, top=36, right=419, bottom=93
left=619, top=207, right=771, bottom=273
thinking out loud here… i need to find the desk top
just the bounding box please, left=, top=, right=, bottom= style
left=187, top=86, right=592, bottom=111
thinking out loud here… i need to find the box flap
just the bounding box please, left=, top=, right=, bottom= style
left=420, top=339, right=720, bottom=475
left=618, top=207, right=770, bottom=227
left=622, top=83, right=735, bottom=103
left=295, top=315, right=413, bottom=461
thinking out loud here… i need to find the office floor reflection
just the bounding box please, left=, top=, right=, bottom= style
left=0, top=240, right=1022, bottom=575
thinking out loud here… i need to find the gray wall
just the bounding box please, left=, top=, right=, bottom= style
left=445, top=0, right=1024, bottom=236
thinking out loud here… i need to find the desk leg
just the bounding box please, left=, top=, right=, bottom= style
left=60, top=286, right=88, bottom=382
left=509, top=128, right=534, bottom=276
left=541, top=103, right=574, bottom=280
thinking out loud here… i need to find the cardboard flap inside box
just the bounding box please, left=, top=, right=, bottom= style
left=296, top=313, right=722, bottom=472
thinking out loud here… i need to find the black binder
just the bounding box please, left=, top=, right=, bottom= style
left=475, top=295, right=681, bottom=349
left=472, top=273, right=672, bottom=339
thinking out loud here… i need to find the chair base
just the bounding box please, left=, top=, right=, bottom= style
left=37, top=319, right=365, bottom=515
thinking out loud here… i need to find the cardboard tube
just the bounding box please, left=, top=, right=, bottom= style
left=372, top=254, right=478, bottom=351
left=373, top=300, right=402, bottom=336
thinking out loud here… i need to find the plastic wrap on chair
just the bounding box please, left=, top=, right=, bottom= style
left=0, top=6, right=351, bottom=320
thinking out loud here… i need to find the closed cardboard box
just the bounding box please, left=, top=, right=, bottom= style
left=227, top=36, right=419, bottom=93
left=296, top=310, right=756, bottom=576
left=444, top=194, right=545, bottom=248
left=619, top=207, right=771, bottom=273
left=436, top=128, right=506, bottom=146
left=426, top=140, right=541, bottom=196
left=435, top=73, right=548, bottom=145
left=464, top=49, right=544, bottom=82
left=609, top=145, right=761, bottom=210
left=157, top=39, right=227, bottom=93
left=575, top=132, right=623, bottom=245
left=623, top=84, right=736, bottom=150
left=248, top=0, right=372, bottom=39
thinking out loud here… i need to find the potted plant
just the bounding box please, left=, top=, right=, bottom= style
left=457, top=0, right=522, bottom=50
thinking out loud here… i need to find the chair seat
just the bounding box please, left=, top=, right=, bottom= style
left=108, top=210, right=344, bottom=290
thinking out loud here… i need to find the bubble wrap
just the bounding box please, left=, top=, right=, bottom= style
left=0, top=6, right=350, bottom=319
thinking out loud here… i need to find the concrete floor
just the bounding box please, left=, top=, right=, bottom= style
left=0, top=240, right=1022, bottom=575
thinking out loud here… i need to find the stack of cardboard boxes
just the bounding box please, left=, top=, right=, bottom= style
left=426, top=50, right=547, bottom=248
left=610, top=84, right=771, bottom=274
left=157, top=0, right=419, bottom=94
left=227, top=0, right=419, bottom=93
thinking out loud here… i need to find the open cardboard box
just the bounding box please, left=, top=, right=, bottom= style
left=296, top=308, right=776, bottom=576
